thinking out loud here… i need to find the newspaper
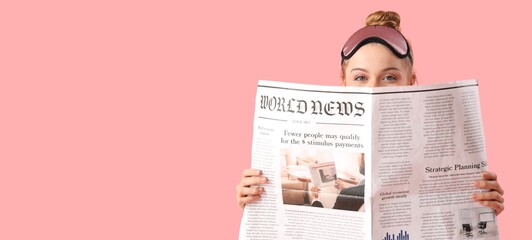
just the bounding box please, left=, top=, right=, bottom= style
left=239, top=80, right=500, bottom=240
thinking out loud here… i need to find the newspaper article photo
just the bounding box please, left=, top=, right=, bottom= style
left=280, top=146, right=366, bottom=212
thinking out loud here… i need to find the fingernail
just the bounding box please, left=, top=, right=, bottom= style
left=262, top=177, right=268, bottom=183
left=471, top=194, right=477, bottom=200
left=473, top=181, right=480, bottom=187
left=258, top=170, right=263, bottom=175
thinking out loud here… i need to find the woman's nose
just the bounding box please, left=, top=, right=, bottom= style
left=364, top=79, right=380, bottom=87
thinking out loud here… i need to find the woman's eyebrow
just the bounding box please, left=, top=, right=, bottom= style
left=351, top=67, right=401, bottom=73
left=350, top=68, right=368, bottom=72
left=381, top=67, right=401, bottom=72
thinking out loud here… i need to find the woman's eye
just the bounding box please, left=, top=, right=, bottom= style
left=354, top=75, right=366, bottom=81
left=383, top=75, right=397, bottom=81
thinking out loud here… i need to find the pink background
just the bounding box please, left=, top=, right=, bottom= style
left=1, top=0, right=529, bottom=239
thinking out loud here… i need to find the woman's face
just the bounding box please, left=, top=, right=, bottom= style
left=342, top=43, right=415, bottom=87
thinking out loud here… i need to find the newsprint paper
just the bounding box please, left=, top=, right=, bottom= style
left=239, top=80, right=500, bottom=240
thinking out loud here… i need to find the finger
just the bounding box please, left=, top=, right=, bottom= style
left=478, top=200, right=504, bottom=216
left=238, top=195, right=261, bottom=208
left=479, top=172, right=504, bottom=196
left=238, top=186, right=265, bottom=197
left=472, top=191, right=504, bottom=204
left=242, top=169, right=263, bottom=177
left=474, top=180, right=504, bottom=195
left=481, top=171, right=497, bottom=181
left=240, top=176, right=268, bottom=187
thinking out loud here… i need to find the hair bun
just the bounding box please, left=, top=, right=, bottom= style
left=365, top=11, right=401, bottom=31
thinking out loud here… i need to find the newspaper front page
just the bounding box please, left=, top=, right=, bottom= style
left=239, top=80, right=499, bottom=240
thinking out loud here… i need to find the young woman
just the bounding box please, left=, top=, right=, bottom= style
left=236, top=11, right=504, bottom=215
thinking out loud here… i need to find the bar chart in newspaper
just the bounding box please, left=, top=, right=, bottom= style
left=382, top=230, right=409, bottom=240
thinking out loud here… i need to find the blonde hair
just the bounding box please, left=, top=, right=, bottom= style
left=365, top=11, right=401, bottom=31
left=341, top=11, right=415, bottom=82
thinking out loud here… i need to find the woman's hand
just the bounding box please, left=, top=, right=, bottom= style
left=309, top=185, right=321, bottom=202
left=335, top=177, right=360, bottom=191
left=472, top=171, right=504, bottom=215
left=236, top=169, right=268, bottom=208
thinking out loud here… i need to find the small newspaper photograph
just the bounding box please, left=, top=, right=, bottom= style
left=239, top=80, right=499, bottom=240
